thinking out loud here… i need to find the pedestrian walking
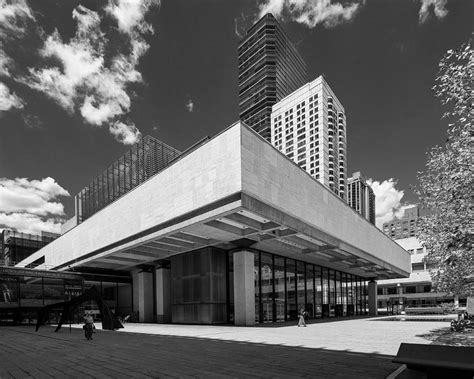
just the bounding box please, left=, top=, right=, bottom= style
left=298, top=308, right=307, bottom=327
left=83, top=312, right=95, bottom=340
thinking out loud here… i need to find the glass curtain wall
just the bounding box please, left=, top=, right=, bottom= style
left=235, top=251, right=367, bottom=324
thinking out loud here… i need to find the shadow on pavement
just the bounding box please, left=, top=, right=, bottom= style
left=0, top=325, right=399, bottom=378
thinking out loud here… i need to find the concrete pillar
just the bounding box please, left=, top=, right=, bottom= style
left=368, top=280, right=378, bottom=316
left=233, top=250, right=255, bottom=326
left=132, top=270, right=154, bottom=322
left=155, top=267, right=171, bottom=323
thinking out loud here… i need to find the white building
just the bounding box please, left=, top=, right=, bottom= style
left=377, top=237, right=462, bottom=313
left=270, top=76, right=347, bottom=199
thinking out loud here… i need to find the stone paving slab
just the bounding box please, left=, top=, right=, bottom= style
left=109, top=317, right=450, bottom=356
left=0, top=325, right=399, bottom=378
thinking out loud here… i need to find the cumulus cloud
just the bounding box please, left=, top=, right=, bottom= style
left=109, top=121, right=141, bottom=145
left=20, top=1, right=158, bottom=145
left=106, top=0, right=160, bottom=36
left=419, top=0, right=448, bottom=23
left=0, top=82, right=23, bottom=111
left=258, top=0, right=362, bottom=28
left=0, top=177, right=70, bottom=234
left=185, top=97, right=194, bottom=112
left=367, top=178, right=414, bottom=229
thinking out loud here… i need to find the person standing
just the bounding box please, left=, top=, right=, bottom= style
left=83, top=312, right=95, bottom=340
left=298, top=308, right=307, bottom=327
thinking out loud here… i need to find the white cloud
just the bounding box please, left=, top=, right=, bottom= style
left=367, top=178, right=414, bottom=228
left=109, top=121, right=141, bottom=145
left=0, top=0, right=34, bottom=38
left=0, top=50, right=11, bottom=76
left=22, top=2, right=158, bottom=144
left=0, top=177, right=70, bottom=234
left=185, top=98, right=194, bottom=112
left=259, top=0, right=362, bottom=28
left=106, top=0, right=160, bottom=36
left=0, top=82, right=23, bottom=111
left=419, top=0, right=448, bottom=23
left=0, top=213, right=63, bottom=234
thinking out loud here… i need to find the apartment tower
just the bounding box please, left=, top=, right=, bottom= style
left=271, top=76, right=347, bottom=199
left=383, top=205, right=420, bottom=240
left=347, top=171, right=376, bottom=224
left=238, top=13, right=307, bottom=141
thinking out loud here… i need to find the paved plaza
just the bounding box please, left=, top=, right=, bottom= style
left=0, top=317, right=452, bottom=378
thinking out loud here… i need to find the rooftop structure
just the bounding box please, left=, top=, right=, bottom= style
left=75, top=135, right=181, bottom=224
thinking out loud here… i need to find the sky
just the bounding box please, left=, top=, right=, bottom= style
left=0, top=0, right=472, bottom=234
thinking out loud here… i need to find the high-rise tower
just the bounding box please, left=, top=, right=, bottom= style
left=271, top=76, right=347, bottom=199
left=238, top=13, right=307, bottom=141
left=347, top=172, right=376, bottom=224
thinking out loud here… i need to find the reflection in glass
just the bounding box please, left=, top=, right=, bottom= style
left=322, top=267, right=329, bottom=317
left=315, top=266, right=322, bottom=317
left=274, top=256, right=285, bottom=322
left=306, top=264, right=314, bottom=318
left=254, top=253, right=260, bottom=323
left=261, top=253, right=273, bottom=322
left=329, top=270, right=336, bottom=317
left=296, top=261, right=305, bottom=316
left=286, top=259, right=297, bottom=320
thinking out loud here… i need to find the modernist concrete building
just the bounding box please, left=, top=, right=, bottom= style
left=17, top=123, right=410, bottom=325
left=347, top=172, right=376, bottom=225
left=383, top=205, right=420, bottom=239
left=271, top=76, right=347, bottom=199
left=238, top=13, right=307, bottom=141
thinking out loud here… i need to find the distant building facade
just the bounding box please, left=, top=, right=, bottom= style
left=270, top=76, right=347, bottom=199
left=347, top=172, right=375, bottom=224
left=0, top=230, right=58, bottom=267
left=238, top=13, right=307, bottom=141
left=377, top=237, right=462, bottom=313
left=383, top=205, right=420, bottom=239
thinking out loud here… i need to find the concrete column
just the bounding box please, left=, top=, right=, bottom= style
left=133, top=270, right=154, bottom=322
left=368, top=280, right=378, bottom=316
left=233, top=250, right=255, bottom=326
left=155, top=267, right=171, bottom=323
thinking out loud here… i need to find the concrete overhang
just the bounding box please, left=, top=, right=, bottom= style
left=19, top=122, right=411, bottom=279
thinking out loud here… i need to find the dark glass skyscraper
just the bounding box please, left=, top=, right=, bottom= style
left=238, top=13, right=307, bottom=141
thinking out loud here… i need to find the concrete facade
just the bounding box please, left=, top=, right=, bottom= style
left=18, top=122, right=410, bottom=324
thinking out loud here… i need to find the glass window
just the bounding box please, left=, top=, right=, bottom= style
left=254, top=253, right=260, bottom=323
left=314, top=266, right=322, bottom=317
left=286, top=259, right=297, bottom=320
left=274, top=256, right=285, bottom=322
left=322, top=267, right=329, bottom=317
left=387, top=286, right=397, bottom=295
left=305, top=264, right=314, bottom=319
left=260, top=253, right=273, bottom=323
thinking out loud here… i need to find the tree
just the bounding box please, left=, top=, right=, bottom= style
left=416, top=40, right=473, bottom=297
